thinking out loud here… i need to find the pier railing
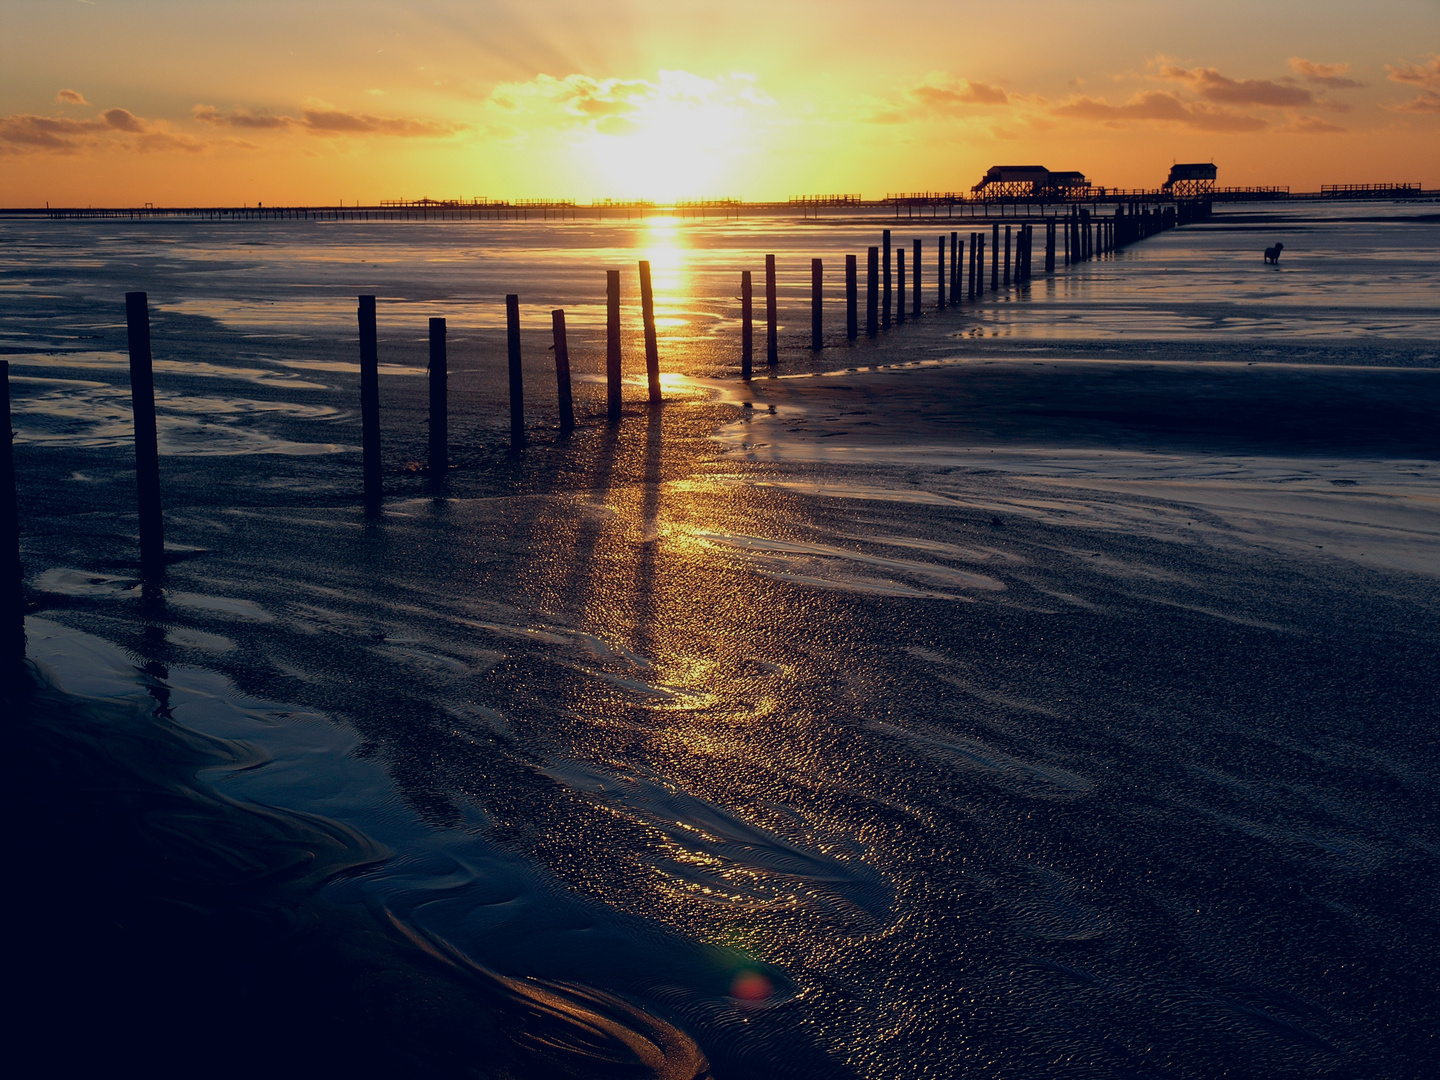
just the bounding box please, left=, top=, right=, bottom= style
left=8, top=183, right=1439, bottom=224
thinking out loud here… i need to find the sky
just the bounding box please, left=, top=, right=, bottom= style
left=2, top=0, right=1438, bottom=206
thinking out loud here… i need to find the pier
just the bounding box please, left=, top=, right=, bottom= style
left=6, top=180, right=1434, bottom=224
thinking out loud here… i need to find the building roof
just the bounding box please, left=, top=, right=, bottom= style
left=1165, top=163, right=1218, bottom=185
left=977, top=166, right=1049, bottom=183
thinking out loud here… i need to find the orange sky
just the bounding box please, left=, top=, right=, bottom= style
left=3, top=0, right=1438, bottom=206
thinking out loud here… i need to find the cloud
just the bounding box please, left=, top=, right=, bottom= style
left=192, top=102, right=468, bottom=137
left=101, top=108, right=145, bottom=133
left=0, top=114, right=108, bottom=151
left=484, top=70, right=769, bottom=138
left=56, top=89, right=88, bottom=105
left=299, top=104, right=465, bottom=136
left=192, top=105, right=294, bottom=129
left=864, top=73, right=1014, bottom=125
left=1277, top=116, right=1348, bottom=134
left=909, top=78, right=1010, bottom=109
left=1387, top=55, right=1440, bottom=90
left=1288, top=59, right=1365, bottom=89
left=1386, top=93, right=1440, bottom=113
left=1158, top=64, right=1313, bottom=107
left=1382, top=55, right=1440, bottom=113
left=1053, top=91, right=1267, bottom=132
left=1, top=105, right=204, bottom=154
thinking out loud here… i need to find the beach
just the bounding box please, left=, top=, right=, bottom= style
left=4, top=204, right=1440, bottom=1078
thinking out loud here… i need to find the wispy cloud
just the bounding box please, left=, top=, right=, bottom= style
left=193, top=102, right=468, bottom=137
left=0, top=105, right=204, bottom=153
left=1288, top=58, right=1365, bottom=89
left=864, top=73, right=1017, bottom=125
left=1383, top=54, right=1440, bottom=113
left=1387, top=55, right=1440, bottom=90
left=482, top=70, right=770, bottom=140
left=1276, top=115, right=1348, bottom=134
left=56, top=89, right=88, bottom=105
left=1157, top=64, right=1313, bottom=107
left=909, top=77, right=1011, bottom=109
left=1052, top=91, right=1266, bottom=132
left=1386, top=94, right=1440, bottom=113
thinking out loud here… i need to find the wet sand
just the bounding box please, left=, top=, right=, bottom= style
left=5, top=207, right=1440, bottom=1077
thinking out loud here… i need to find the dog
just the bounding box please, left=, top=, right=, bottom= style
left=1264, top=242, right=1284, bottom=264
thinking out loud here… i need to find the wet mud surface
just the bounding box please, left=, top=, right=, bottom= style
left=4, top=206, right=1440, bottom=1077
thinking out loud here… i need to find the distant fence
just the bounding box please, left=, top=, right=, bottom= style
left=1321, top=184, right=1423, bottom=198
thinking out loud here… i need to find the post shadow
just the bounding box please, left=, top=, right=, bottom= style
left=126, top=292, right=166, bottom=577
left=1, top=360, right=22, bottom=662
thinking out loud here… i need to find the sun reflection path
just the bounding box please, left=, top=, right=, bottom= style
left=639, top=218, right=693, bottom=334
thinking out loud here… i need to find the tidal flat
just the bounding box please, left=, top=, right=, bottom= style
left=4, top=204, right=1439, bottom=1078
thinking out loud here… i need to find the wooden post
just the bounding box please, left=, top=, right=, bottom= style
left=605, top=271, right=623, bottom=421
left=978, top=234, right=986, bottom=295
left=357, top=295, right=381, bottom=511
left=949, top=231, right=959, bottom=305
left=968, top=233, right=977, bottom=301
left=1046, top=218, right=1056, bottom=273
left=505, top=294, right=525, bottom=449
left=845, top=254, right=858, bottom=341
left=126, top=293, right=166, bottom=574
left=911, top=238, right=921, bottom=317
left=552, top=309, right=575, bottom=430
left=895, top=247, right=906, bottom=325
left=638, top=260, right=661, bottom=405
left=937, top=234, right=946, bottom=308
left=741, top=271, right=753, bottom=379
left=0, top=361, right=20, bottom=660
left=882, top=229, right=892, bottom=328
left=1004, top=226, right=1011, bottom=288
left=866, top=246, right=879, bottom=337
left=428, top=317, right=447, bottom=474
left=811, top=258, right=823, bottom=350
left=991, top=222, right=1000, bottom=291
left=765, top=254, right=778, bottom=365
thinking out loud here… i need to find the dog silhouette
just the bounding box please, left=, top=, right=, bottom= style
left=1264, top=242, right=1284, bottom=265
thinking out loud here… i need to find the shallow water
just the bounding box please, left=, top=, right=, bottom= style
left=4, top=204, right=1440, bottom=1078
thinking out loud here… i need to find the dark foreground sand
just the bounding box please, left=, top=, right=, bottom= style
left=7, top=343, right=1440, bottom=1073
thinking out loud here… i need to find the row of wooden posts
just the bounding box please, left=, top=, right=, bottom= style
left=0, top=206, right=1171, bottom=655
left=738, top=207, right=1128, bottom=377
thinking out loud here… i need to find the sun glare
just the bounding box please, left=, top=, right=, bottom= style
left=640, top=218, right=691, bottom=329
left=582, top=81, right=746, bottom=203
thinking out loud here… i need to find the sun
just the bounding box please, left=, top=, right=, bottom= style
left=580, top=79, right=747, bottom=202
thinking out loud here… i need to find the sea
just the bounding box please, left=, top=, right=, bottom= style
left=3, top=201, right=1439, bottom=1078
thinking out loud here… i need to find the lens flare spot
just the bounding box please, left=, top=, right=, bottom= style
left=730, top=969, right=774, bottom=1002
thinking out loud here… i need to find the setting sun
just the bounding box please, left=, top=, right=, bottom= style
left=578, top=72, right=754, bottom=201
